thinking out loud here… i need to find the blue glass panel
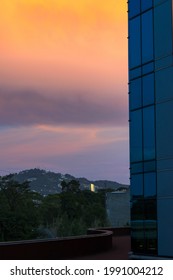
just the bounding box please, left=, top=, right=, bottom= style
left=142, top=62, right=154, bottom=75
left=144, top=199, right=157, bottom=254
left=142, top=10, right=154, bottom=63
left=156, top=66, right=173, bottom=102
left=130, top=110, right=143, bottom=162
left=143, top=106, right=155, bottom=160
left=143, top=73, right=154, bottom=106
left=144, top=173, right=156, bottom=197
left=158, top=198, right=173, bottom=256
left=157, top=158, right=173, bottom=171
left=158, top=170, right=173, bottom=197
left=129, top=0, right=141, bottom=18
left=131, top=174, right=143, bottom=197
left=131, top=198, right=145, bottom=253
left=155, top=55, right=172, bottom=70
left=141, top=0, right=153, bottom=11
left=129, top=67, right=141, bottom=79
left=144, top=160, right=156, bottom=172
left=131, top=162, right=143, bottom=174
left=154, top=0, right=167, bottom=4
left=131, top=228, right=145, bottom=253
left=154, top=0, right=172, bottom=58
left=129, top=78, right=142, bottom=110
left=131, top=200, right=144, bottom=220
left=156, top=100, right=173, bottom=159
left=129, top=17, right=141, bottom=68
left=145, top=223, right=157, bottom=253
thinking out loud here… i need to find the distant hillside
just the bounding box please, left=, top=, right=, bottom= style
left=12, top=168, right=129, bottom=195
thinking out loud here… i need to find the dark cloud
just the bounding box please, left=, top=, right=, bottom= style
left=0, top=87, right=128, bottom=127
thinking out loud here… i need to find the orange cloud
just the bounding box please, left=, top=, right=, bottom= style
left=0, top=0, right=127, bottom=93
left=0, top=0, right=127, bottom=60
left=0, top=2, right=127, bottom=113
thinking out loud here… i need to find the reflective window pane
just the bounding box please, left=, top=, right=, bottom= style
left=142, top=10, right=154, bottom=63
left=131, top=174, right=143, bottom=198
left=143, top=73, right=154, bottom=106
left=129, top=17, right=141, bottom=68
left=144, top=172, right=156, bottom=198
left=130, top=110, right=143, bottom=162
left=131, top=201, right=145, bottom=253
left=143, top=106, right=155, bottom=160
left=155, top=55, right=172, bottom=70
left=129, top=67, right=141, bottom=80
left=142, top=62, right=154, bottom=75
left=156, top=100, right=173, bottom=159
left=158, top=171, right=173, bottom=197
left=144, top=160, right=156, bottom=172
left=157, top=198, right=173, bottom=256
left=145, top=199, right=157, bottom=220
left=131, top=200, right=144, bottom=220
left=154, top=0, right=172, bottom=58
left=129, top=78, right=142, bottom=110
left=144, top=199, right=157, bottom=254
left=129, top=0, right=140, bottom=18
left=144, top=219, right=157, bottom=254
left=131, top=162, right=143, bottom=174
left=154, top=0, right=168, bottom=5
left=141, top=0, right=153, bottom=11
left=131, top=226, right=145, bottom=253
left=156, top=66, right=173, bottom=103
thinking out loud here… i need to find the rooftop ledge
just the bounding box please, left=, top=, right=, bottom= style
left=0, top=227, right=131, bottom=260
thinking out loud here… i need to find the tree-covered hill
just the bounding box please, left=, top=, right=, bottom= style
left=11, top=168, right=129, bottom=195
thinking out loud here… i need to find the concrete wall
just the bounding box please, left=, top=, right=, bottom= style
left=0, top=229, right=113, bottom=260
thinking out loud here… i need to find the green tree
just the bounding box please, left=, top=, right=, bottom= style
left=61, top=179, right=80, bottom=193
left=39, top=194, right=61, bottom=226
left=0, top=177, right=40, bottom=241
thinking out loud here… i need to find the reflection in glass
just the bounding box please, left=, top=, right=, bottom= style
left=131, top=200, right=145, bottom=253
left=131, top=199, right=157, bottom=254
left=144, top=199, right=157, bottom=254
left=144, top=219, right=157, bottom=254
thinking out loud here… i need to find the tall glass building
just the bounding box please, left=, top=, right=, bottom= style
left=128, top=0, right=173, bottom=258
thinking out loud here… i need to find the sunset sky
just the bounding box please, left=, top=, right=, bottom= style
left=0, top=0, right=128, bottom=183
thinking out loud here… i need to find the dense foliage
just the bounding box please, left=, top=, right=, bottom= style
left=0, top=177, right=109, bottom=241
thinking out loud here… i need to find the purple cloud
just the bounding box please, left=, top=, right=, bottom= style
left=0, top=87, right=128, bottom=127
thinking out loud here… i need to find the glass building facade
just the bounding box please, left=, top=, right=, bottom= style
left=128, top=0, right=173, bottom=257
